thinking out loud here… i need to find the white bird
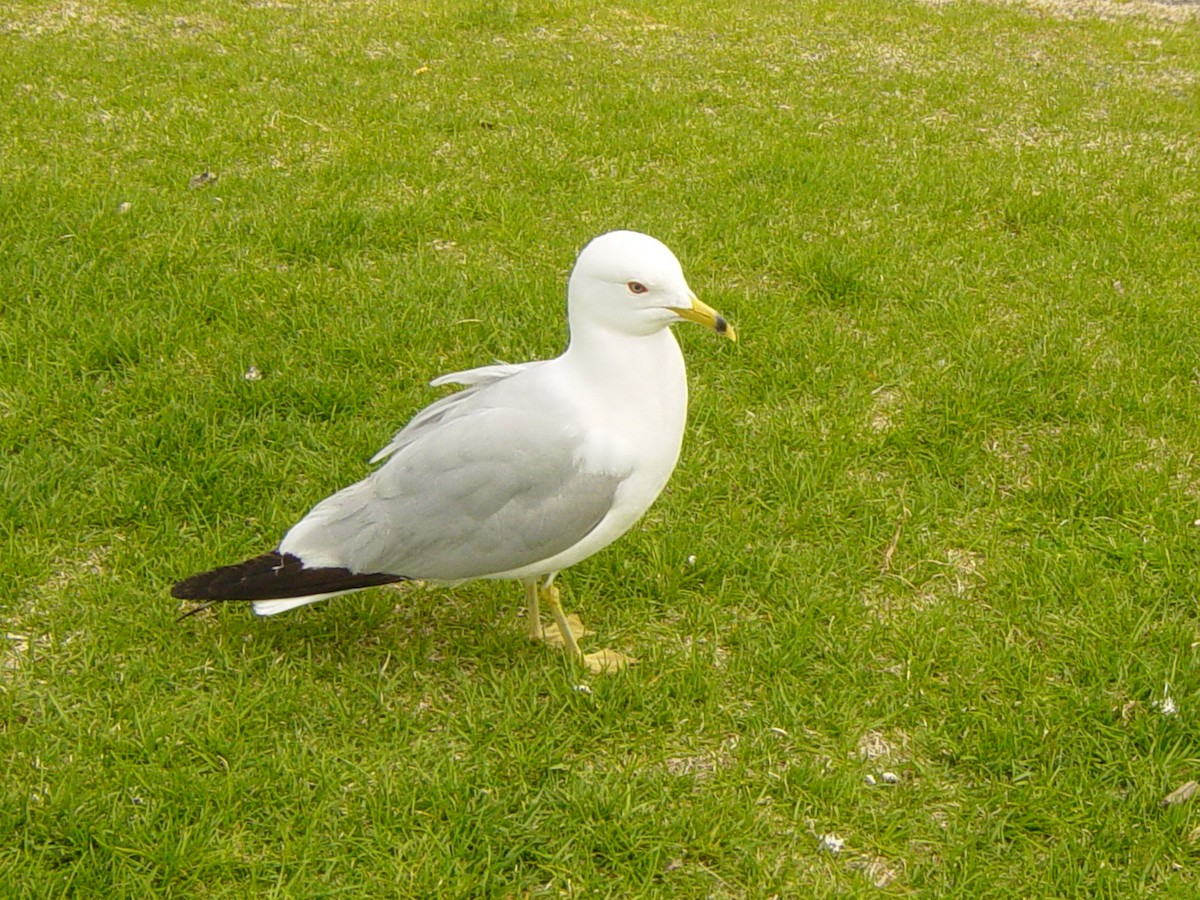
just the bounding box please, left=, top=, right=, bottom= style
left=173, top=230, right=735, bottom=670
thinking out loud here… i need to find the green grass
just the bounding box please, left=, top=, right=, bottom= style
left=3, top=0, right=1200, bottom=895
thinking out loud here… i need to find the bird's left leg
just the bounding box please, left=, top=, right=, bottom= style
left=540, top=578, right=584, bottom=662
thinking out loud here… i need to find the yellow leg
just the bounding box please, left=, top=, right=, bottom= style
left=523, top=579, right=635, bottom=673
left=523, top=579, right=542, bottom=641
left=541, top=583, right=584, bottom=663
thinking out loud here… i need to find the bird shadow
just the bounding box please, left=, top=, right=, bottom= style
left=178, top=583, right=543, bottom=674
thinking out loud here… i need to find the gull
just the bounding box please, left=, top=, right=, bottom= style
left=173, top=230, right=735, bottom=671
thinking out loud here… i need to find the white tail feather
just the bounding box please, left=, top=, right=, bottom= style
left=251, top=590, right=355, bottom=616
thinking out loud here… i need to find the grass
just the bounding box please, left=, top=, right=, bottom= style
left=2, top=0, right=1200, bottom=895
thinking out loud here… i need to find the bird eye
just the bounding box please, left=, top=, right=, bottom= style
left=627, top=281, right=649, bottom=295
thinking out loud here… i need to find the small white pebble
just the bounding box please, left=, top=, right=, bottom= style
left=1152, top=682, right=1178, bottom=717
left=818, top=833, right=844, bottom=854
left=243, top=365, right=262, bottom=381
left=1153, top=696, right=1177, bottom=716
left=864, top=774, right=877, bottom=786
left=881, top=771, right=900, bottom=784
left=117, top=201, right=132, bottom=214
left=686, top=554, right=697, bottom=566
left=572, top=684, right=592, bottom=695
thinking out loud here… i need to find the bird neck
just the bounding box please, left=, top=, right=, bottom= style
left=557, top=326, right=689, bottom=441
left=563, top=324, right=684, bottom=384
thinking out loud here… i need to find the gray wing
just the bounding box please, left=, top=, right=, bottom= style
left=281, top=383, right=627, bottom=582
left=429, top=360, right=545, bottom=389
left=370, top=360, right=547, bottom=465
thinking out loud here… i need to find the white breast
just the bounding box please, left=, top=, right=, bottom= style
left=487, top=326, right=690, bottom=580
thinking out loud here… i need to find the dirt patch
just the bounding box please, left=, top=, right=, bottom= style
left=917, top=0, right=1199, bottom=24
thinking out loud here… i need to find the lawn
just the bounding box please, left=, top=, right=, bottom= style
left=3, top=0, right=1200, bottom=895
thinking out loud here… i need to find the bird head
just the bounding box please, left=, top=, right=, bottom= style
left=567, top=231, right=735, bottom=341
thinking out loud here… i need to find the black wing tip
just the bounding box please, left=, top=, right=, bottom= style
left=171, top=574, right=220, bottom=600
left=171, top=551, right=287, bottom=600
left=172, top=550, right=408, bottom=604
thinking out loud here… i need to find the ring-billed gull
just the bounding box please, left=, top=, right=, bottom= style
left=173, top=230, right=735, bottom=671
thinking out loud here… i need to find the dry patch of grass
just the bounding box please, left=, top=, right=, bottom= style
left=920, top=0, right=1200, bottom=24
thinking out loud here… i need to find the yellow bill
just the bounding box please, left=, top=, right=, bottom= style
left=669, top=292, right=736, bottom=341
